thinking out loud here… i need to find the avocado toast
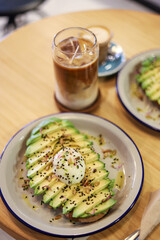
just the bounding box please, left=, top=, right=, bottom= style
left=25, top=117, right=116, bottom=223
left=135, top=56, right=160, bottom=106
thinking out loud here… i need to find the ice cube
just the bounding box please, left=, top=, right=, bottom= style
left=59, top=37, right=81, bottom=58
left=56, top=50, right=69, bottom=62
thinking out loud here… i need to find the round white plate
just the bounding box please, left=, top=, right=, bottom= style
left=0, top=113, right=144, bottom=238
left=116, top=49, right=160, bottom=131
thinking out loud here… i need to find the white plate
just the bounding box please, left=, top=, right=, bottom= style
left=116, top=49, right=160, bottom=131
left=0, top=113, right=144, bottom=238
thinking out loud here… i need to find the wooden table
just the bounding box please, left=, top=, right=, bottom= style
left=0, top=9, right=160, bottom=240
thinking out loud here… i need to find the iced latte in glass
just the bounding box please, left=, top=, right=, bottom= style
left=52, top=27, right=99, bottom=110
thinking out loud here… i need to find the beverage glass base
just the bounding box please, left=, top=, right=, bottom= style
left=54, top=89, right=101, bottom=113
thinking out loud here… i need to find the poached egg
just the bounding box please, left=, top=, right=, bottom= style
left=53, top=147, right=85, bottom=185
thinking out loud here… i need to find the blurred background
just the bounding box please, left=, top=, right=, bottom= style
left=0, top=0, right=159, bottom=239
left=0, top=0, right=159, bottom=41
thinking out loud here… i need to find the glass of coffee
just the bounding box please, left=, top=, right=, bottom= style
left=52, top=27, right=99, bottom=110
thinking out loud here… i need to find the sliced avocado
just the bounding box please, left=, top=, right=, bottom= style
left=61, top=140, right=92, bottom=151
left=34, top=177, right=57, bottom=195
left=155, top=58, right=160, bottom=67
left=146, top=82, right=160, bottom=98
left=83, top=152, right=100, bottom=163
left=149, top=88, right=160, bottom=101
left=79, top=147, right=94, bottom=156
left=29, top=168, right=53, bottom=188
left=63, top=178, right=110, bottom=214
left=136, top=57, right=160, bottom=105
left=70, top=133, right=88, bottom=142
left=72, top=189, right=110, bottom=218
left=86, top=160, right=105, bottom=171
left=43, top=181, right=66, bottom=203
left=137, top=68, right=160, bottom=83
left=26, top=133, right=88, bottom=175
left=141, top=76, right=155, bottom=89
left=85, top=169, right=109, bottom=184
left=142, top=57, right=155, bottom=67
left=26, top=137, right=91, bottom=169
left=49, top=184, right=77, bottom=209
left=27, top=121, right=76, bottom=146
left=27, top=158, right=52, bottom=178
left=81, top=198, right=117, bottom=218
left=49, top=169, right=108, bottom=209
left=31, top=118, right=74, bottom=135
left=26, top=143, right=61, bottom=169
left=25, top=127, right=78, bottom=157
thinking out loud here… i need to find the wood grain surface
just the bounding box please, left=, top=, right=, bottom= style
left=0, top=9, right=160, bottom=240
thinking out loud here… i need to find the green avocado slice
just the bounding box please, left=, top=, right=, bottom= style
left=31, top=118, right=74, bottom=135
left=72, top=189, right=111, bottom=218
left=27, top=121, right=76, bottom=146
left=81, top=198, right=117, bottom=218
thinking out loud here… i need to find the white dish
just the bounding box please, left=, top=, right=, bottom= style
left=116, top=49, right=160, bottom=131
left=0, top=113, right=144, bottom=238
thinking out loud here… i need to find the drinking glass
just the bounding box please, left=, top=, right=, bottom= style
left=52, top=27, right=99, bottom=110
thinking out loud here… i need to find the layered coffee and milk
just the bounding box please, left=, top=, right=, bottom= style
left=53, top=33, right=98, bottom=110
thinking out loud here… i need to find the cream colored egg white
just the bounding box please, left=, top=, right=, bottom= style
left=52, top=147, right=85, bottom=185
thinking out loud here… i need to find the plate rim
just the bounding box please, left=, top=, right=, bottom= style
left=116, top=48, right=160, bottom=132
left=0, top=112, right=144, bottom=238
